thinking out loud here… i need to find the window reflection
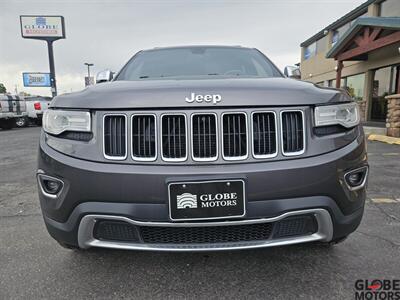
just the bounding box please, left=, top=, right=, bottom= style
left=345, top=73, right=365, bottom=101
left=371, top=66, right=399, bottom=121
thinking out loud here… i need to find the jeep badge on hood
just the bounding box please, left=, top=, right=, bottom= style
left=185, top=92, right=222, bottom=104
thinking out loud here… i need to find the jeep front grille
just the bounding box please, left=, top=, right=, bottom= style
left=102, top=109, right=306, bottom=162
left=103, top=114, right=127, bottom=159
left=161, top=114, right=187, bottom=161
left=192, top=114, right=218, bottom=161
left=252, top=112, right=277, bottom=158
left=222, top=113, right=248, bottom=160
left=281, top=111, right=305, bottom=155
left=131, top=114, right=157, bottom=161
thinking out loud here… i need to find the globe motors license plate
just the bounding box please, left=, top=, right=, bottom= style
left=168, top=180, right=245, bottom=221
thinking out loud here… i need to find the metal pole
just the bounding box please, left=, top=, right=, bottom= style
left=87, top=65, right=91, bottom=79
left=47, top=40, right=57, bottom=97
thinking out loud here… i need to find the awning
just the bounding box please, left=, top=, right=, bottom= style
left=326, top=17, right=400, bottom=61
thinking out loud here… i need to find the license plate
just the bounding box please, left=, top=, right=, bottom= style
left=168, top=180, right=245, bottom=221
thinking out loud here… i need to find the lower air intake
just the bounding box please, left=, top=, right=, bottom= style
left=140, top=223, right=273, bottom=244
left=273, top=215, right=318, bottom=238
left=94, top=221, right=139, bottom=242
left=92, top=215, right=318, bottom=245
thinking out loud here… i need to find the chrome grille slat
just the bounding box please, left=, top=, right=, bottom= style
left=161, top=114, right=187, bottom=161
left=103, top=115, right=127, bottom=160
left=222, top=113, right=248, bottom=160
left=281, top=110, right=305, bottom=156
left=252, top=112, right=277, bottom=158
left=132, top=114, right=156, bottom=161
left=192, top=114, right=217, bottom=161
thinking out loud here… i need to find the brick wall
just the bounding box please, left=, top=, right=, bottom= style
left=385, top=94, right=400, bottom=137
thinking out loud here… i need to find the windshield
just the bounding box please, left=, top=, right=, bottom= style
left=116, top=47, right=282, bottom=81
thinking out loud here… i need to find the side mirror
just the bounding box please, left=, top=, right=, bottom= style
left=284, top=66, right=301, bottom=79
left=96, top=70, right=114, bottom=84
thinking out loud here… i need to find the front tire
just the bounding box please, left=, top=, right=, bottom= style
left=318, top=235, right=348, bottom=247
left=0, top=119, right=16, bottom=130
left=15, top=117, right=28, bottom=127
left=56, top=241, right=82, bottom=250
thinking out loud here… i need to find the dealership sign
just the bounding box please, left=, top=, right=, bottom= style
left=20, top=16, right=65, bottom=39
left=23, top=73, right=51, bottom=87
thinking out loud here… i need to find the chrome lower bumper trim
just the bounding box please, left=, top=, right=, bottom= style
left=77, top=209, right=333, bottom=251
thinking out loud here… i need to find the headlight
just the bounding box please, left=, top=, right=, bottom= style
left=314, top=102, right=359, bottom=128
left=43, top=110, right=91, bottom=135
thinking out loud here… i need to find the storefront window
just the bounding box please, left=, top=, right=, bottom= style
left=344, top=73, right=365, bottom=101
left=371, top=66, right=396, bottom=121
left=328, top=78, right=345, bottom=88
left=380, top=0, right=400, bottom=17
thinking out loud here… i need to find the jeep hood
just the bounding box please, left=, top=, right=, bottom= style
left=51, top=77, right=350, bottom=109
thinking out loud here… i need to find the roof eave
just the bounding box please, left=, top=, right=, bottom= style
left=326, top=17, right=400, bottom=59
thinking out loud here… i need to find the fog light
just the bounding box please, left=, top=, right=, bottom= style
left=37, top=174, right=64, bottom=198
left=44, top=180, right=62, bottom=193
left=344, top=166, right=368, bottom=191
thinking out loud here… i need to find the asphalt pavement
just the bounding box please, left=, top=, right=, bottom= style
left=0, top=127, right=399, bottom=299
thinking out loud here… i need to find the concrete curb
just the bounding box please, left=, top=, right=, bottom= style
left=368, top=134, right=400, bottom=145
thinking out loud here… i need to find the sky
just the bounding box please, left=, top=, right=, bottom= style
left=0, top=0, right=365, bottom=96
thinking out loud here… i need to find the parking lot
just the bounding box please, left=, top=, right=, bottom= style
left=0, top=126, right=399, bottom=299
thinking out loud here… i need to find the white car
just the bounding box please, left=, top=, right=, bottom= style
left=17, top=96, right=51, bottom=127
left=0, top=94, right=27, bottom=130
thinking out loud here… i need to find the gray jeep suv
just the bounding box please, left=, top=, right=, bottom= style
left=37, top=46, right=368, bottom=251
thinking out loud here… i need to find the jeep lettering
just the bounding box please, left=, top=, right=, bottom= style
left=185, top=92, right=222, bottom=104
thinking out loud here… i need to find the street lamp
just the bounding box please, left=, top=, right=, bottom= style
left=84, top=62, right=94, bottom=79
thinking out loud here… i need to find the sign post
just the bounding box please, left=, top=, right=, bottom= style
left=20, top=16, right=66, bottom=97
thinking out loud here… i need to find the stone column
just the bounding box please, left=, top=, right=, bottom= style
left=358, top=100, right=367, bottom=123
left=385, top=94, right=400, bottom=137
left=364, top=70, right=375, bottom=122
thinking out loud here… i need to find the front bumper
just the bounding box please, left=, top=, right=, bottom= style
left=38, top=133, right=367, bottom=251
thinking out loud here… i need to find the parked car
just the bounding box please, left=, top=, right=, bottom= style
left=0, top=94, right=27, bottom=130
left=37, top=46, right=368, bottom=251
left=23, top=96, right=52, bottom=126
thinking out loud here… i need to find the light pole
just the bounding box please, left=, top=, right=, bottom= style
left=84, top=63, right=94, bottom=85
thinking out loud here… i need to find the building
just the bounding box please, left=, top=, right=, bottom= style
left=300, top=0, right=400, bottom=127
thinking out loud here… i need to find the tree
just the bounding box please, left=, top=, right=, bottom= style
left=0, top=83, right=6, bottom=94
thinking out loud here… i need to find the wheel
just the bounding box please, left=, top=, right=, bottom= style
left=35, top=118, right=43, bottom=126
left=318, top=235, right=348, bottom=247
left=15, top=117, right=28, bottom=127
left=56, top=241, right=82, bottom=250
left=0, top=119, right=15, bottom=130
